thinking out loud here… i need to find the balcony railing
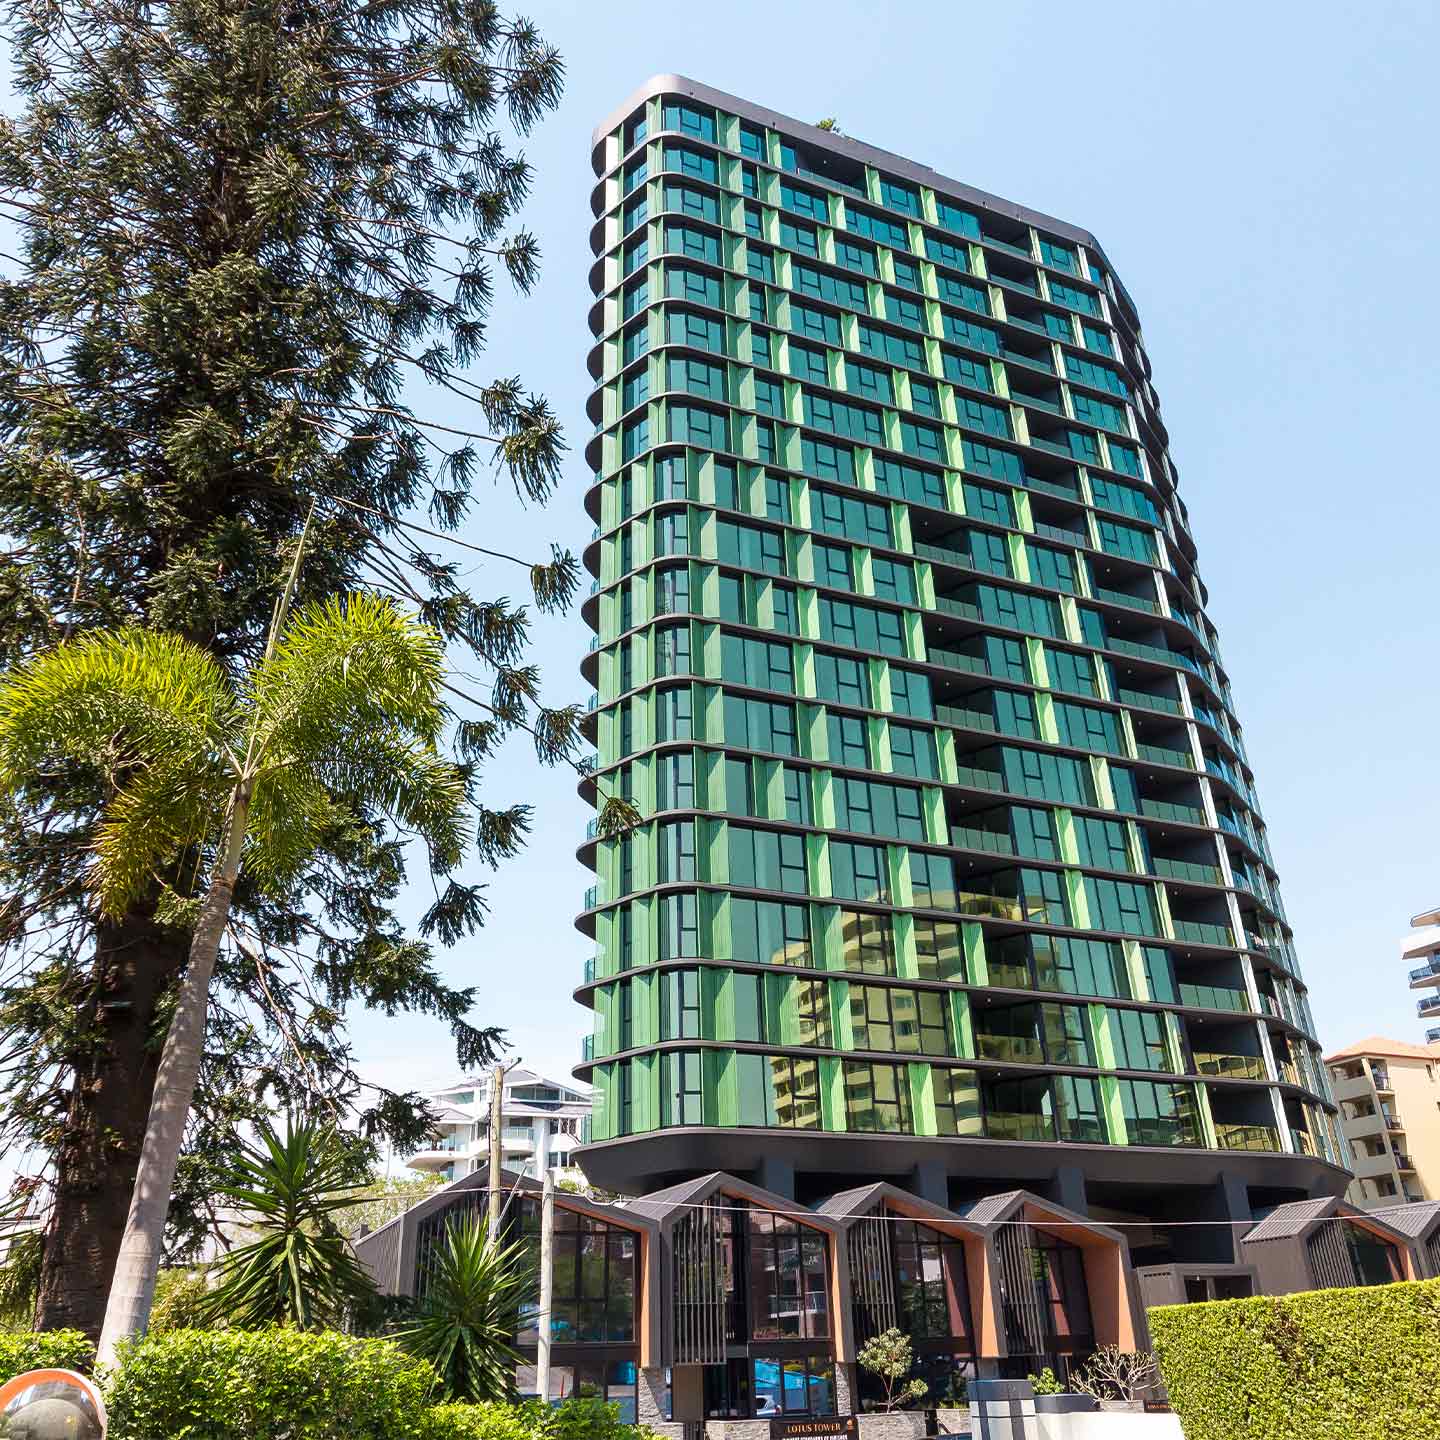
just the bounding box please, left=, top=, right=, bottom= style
left=1418, top=995, right=1440, bottom=1017
left=1094, top=585, right=1159, bottom=614
left=954, top=766, right=1004, bottom=793
left=1032, top=521, right=1086, bottom=545
left=1409, top=961, right=1440, bottom=983
left=936, top=703, right=997, bottom=732
left=1178, top=983, right=1248, bottom=1012
left=1290, top=1128, right=1318, bottom=1157
left=1138, top=743, right=1195, bottom=770
left=935, top=595, right=983, bottom=622
left=1024, top=475, right=1080, bottom=501
left=583, top=956, right=598, bottom=984
left=1172, top=919, right=1235, bottom=947
left=986, top=962, right=1031, bottom=989
left=1194, top=1052, right=1267, bottom=1081
left=974, top=1033, right=1045, bottom=1064
left=985, top=1112, right=1054, bottom=1142
left=581, top=1035, right=595, bottom=1062
left=1216, top=1123, right=1282, bottom=1152
left=1117, top=688, right=1184, bottom=716
left=1371, top=1068, right=1393, bottom=1092
left=952, top=825, right=1014, bottom=856
left=956, top=891, right=1024, bottom=921
left=1140, top=799, right=1206, bottom=825
left=1395, top=1151, right=1417, bottom=1171
left=931, top=648, right=990, bottom=676
left=1152, top=857, right=1222, bottom=885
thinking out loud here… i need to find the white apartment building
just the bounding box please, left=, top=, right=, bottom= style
left=402, top=1067, right=591, bottom=1185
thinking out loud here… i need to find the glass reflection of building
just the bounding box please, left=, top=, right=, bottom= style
left=700, top=1199, right=836, bottom=1419
left=849, top=1214, right=977, bottom=1408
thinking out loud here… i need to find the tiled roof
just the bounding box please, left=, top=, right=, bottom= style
left=1326, top=1035, right=1440, bottom=1063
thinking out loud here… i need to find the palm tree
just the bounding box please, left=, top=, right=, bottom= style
left=197, top=1119, right=378, bottom=1330
left=0, top=542, right=465, bottom=1362
left=398, top=1214, right=533, bottom=1402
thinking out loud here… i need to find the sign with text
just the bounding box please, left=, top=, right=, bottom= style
left=769, top=1417, right=858, bottom=1439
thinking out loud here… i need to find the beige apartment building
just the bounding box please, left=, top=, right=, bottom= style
left=1327, top=1037, right=1440, bottom=1206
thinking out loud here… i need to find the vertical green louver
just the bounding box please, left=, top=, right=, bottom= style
left=573, top=78, right=1346, bottom=1207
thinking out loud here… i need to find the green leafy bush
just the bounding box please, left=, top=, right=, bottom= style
left=420, top=1399, right=653, bottom=1438
left=104, top=1327, right=435, bottom=1439
left=0, top=1329, right=94, bottom=1377
left=1151, top=1276, right=1440, bottom=1439
left=149, top=1267, right=216, bottom=1333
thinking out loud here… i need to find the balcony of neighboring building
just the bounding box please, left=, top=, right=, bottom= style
left=1348, top=1131, right=1401, bottom=1179
left=1327, top=1058, right=1377, bottom=1104
left=407, top=1125, right=480, bottom=1173
left=1404, top=916, right=1440, bottom=991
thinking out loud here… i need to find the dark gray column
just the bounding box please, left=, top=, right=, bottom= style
left=1047, top=1164, right=1089, bottom=1215
left=757, top=1152, right=795, bottom=1198
left=910, top=1158, right=949, bottom=1208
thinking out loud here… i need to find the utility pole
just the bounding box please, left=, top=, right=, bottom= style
left=486, top=1060, right=507, bottom=1245
left=536, top=1167, right=555, bottom=1408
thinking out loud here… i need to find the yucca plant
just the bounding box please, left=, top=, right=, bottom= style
left=0, top=524, right=466, bottom=1361
left=196, top=1120, right=378, bottom=1330
left=398, top=1215, right=534, bottom=1402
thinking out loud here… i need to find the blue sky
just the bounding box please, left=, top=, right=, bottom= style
left=352, top=0, right=1440, bottom=1096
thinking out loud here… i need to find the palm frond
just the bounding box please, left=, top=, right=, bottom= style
left=197, top=1119, right=377, bottom=1331
left=397, top=1215, right=534, bottom=1402
left=0, top=628, right=237, bottom=914
left=249, top=592, right=449, bottom=756
left=0, top=627, right=234, bottom=790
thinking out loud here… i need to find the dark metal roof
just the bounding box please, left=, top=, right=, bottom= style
left=815, top=1182, right=987, bottom=1239
left=1378, top=1200, right=1440, bottom=1240
left=961, top=1190, right=1029, bottom=1225
left=626, top=1171, right=839, bottom=1233
left=1242, top=1197, right=1338, bottom=1242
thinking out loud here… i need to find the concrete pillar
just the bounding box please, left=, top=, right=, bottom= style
left=1171, top=1172, right=1252, bottom=1264
left=1047, top=1164, right=1088, bottom=1215
left=757, top=1152, right=795, bottom=1198
left=909, top=1158, right=950, bottom=1208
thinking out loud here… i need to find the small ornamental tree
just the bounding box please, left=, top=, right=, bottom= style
left=857, top=1327, right=928, bottom=1412
left=1071, top=1346, right=1159, bottom=1404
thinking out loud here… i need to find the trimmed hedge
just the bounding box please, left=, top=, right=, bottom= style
left=0, top=1329, right=94, bottom=1376
left=421, top=1399, right=652, bottom=1439
left=1150, top=1276, right=1440, bottom=1439
left=103, top=1328, right=436, bottom=1439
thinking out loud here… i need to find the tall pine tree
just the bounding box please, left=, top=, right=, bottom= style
left=0, top=0, right=599, bottom=1338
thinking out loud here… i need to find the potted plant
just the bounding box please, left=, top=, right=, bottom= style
left=857, top=1328, right=928, bottom=1436
left=1025, top=1366, right=1097, bottom=1417
left=1071, top=1346, right=1161, bottom=1412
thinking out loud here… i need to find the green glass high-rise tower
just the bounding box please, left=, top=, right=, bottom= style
left=575, top=76, right=1347, bottom=1239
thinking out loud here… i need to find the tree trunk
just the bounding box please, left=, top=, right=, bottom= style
left=35, top=905, right=187, bottom=1343
left=96, top=805, right=248, bottom=1365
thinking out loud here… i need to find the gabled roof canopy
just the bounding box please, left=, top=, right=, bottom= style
left=1243, top=1195, right=1411, bottom=1247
